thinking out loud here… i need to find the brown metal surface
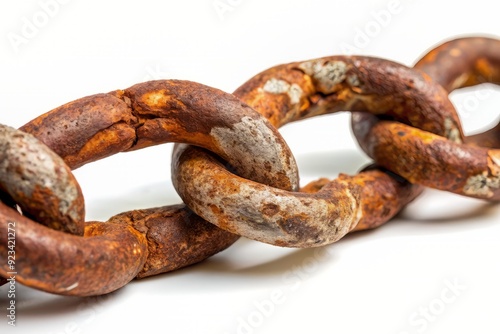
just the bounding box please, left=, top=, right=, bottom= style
left=1, top=80, right=297, bottom=296
left=414, top=37, right=500, bottom=92
left=300, top=166, right=424, bottom=232
left=106, top=205, right=239, bottom=278
left=173, top=144, right=362, bottom=247
left=352, top=37, right=500, bottom=200
left=21, top=80, right=298, bottom=190
left=415, top=37, right=500, bottom=150
left=0, top=202, right=147, bottom=296
left=1, top=37, right=498, bottom=296
left=0, top=124, right=85, bottom=235
left=171, top=56, right=457, bottom=246
left=234, top=55, right=463, bottom=141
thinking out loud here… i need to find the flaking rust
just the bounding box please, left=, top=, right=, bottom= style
left=21, top=80, right=299, bottom=191
left=3, top=80, right=297, bottom=296
left=352, top=37, right=500, bottom=200
left=0, top=203, right=148, bottom=296
left=172, top=144, right=362, bottom=247
left=297, top=60, right=348, bottom=93
left=2, top=36, right=500, bottom=297
left=463, top=151, right=500, bottom=198
left=262, top=78, right=303, bottom=105
left=174, top=55, right=459, bottom=246
left=0, top=125, right=84, bottom=235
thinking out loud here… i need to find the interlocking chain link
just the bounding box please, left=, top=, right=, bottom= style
left=172, top=55, right=463, bottom=247
left=0, top=36, right=498, bottom=296
left=2, top=80, right=297, bottom=296
left=353, top=37, right=500, bottom=199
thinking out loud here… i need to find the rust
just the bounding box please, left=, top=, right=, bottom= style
left=414, top=37, right=500, bottom=91
left=0, top=202, right=146, bottom=296
left=20, top=93, right=138, bottom=170
left=172, top=144, right=361, bottom=247
left=2, top=36, right=499, bottom=297
left=107, top=205, right=238, bottom=278
left=2, top=80, right=297, bottom=296
left=233, top=56, right=464, bottom=142
left=21, top=80, right=299, bottom=191
left=352, top=37, right=500, bottom=200
left=0, top=124, right=85, bottom=235
left=172, top=55, right=462, bottom=246
left=415, top=37, right=500, bottom=150
left=302, top=166, right=424, bottom=232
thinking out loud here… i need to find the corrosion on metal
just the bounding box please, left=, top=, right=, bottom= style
left=232, top=55, right=464, bottom=142
left=352, top=37, right=500, bottom=200
left=21, top=80, right=299, bottom=191
left=0, top=201, right=147, bottom=296
left=172, top=55, right=459, bottom=246
left=107, top=204, right=238, bottom=278
left=0, top=124, right=85, bottom=235
left=414, top=37, right=500, bottom=92
left=1, top=37, right=499, bottom=297
left=2, top=80, right=298, bottom=296
left=173, top=144, right=362, bottom=247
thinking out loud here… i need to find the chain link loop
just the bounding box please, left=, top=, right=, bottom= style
left=172, top=55, right=463, bottom=246
left=352, top=37, right=500, bottom=200
left=2, top=80, right=297, bottom=296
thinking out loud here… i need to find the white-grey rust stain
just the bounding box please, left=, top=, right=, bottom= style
left=298, top=60, right=348, bottom=93
left=262, top=78, right=303, bottom=105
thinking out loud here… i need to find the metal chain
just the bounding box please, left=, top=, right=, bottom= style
left=172, top=54, right=462, bottom=246
left=0, top=37, right=498, bottom=297
left=2, top=80, right=298, bottom=296
left=353, top=37, right=500, bottom=200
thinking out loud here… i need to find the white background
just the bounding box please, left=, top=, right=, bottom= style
left=1, top=1, right=500, bottom=333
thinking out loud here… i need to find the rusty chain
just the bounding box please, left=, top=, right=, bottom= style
left=0, top=36, right=498, bottom=297
left=353, top=37, right=500, bottom=200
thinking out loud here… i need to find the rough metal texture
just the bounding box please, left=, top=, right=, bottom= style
left=0, top=202, right=238, bottom=296
left=107, top=205, right=239, bottom=278
left=2, top=37, right=498, bottom=296
left=414, top=37, right=500, bottom=92
left=172, top=55, right=458, bottom=246
left=232, top=56, right=463, bottom=141
left=21, top=80, right=298, bottom=191
left=1, top=80, right=297, bottom=296
left=416, top=37, right=500, bottom=149
left=300, top=166, right=425, bottom=231
left=0, top=202, right=147, bottom=296
left=173, top=144, right=361, bottom=247
left=352, top=37, right=500, bottom=200
left=0, top=124, right=84, bottom=235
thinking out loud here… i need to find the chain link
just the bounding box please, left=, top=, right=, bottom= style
left=352, top=37, right=500, bottom=200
